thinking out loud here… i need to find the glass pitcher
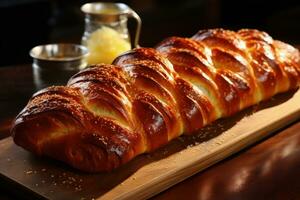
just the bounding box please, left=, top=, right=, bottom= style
left=81, top=2, right=141, bottom=64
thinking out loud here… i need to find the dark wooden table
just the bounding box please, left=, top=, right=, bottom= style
left=1, top=65, right=300, bottom=200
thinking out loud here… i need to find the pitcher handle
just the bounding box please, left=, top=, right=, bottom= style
left=128, top=9, right=142, bottom=48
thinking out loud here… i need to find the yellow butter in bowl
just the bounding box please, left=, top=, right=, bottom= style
left=86, top=26, right=131, bottom=65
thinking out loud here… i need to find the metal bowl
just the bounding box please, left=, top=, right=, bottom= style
left=30, top=43, right=89, bottom=70
left=29, top=43, right=89, bottom=89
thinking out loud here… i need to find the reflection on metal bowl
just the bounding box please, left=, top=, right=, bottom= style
left=30, top=43, right=89, bottom=89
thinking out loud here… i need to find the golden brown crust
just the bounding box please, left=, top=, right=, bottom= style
left=12, top=29, right=300, bottom=172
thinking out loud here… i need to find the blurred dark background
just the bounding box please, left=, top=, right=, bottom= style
left=0, top=0, right=300, bottom=67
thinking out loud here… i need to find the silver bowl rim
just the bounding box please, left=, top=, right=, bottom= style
left=29, top=43, right=89, bottom=62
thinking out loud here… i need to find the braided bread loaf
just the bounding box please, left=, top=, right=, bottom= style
left=12, top=29, right=300, bottom=172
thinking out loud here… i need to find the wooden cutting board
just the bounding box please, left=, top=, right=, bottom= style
left=1, top=89, right=300, bottom=200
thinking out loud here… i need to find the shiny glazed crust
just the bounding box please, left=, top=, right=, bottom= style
left=12, top=29, right=300, bottom=172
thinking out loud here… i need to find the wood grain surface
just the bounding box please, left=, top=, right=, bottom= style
left=152, top=119, right=300, bottom=200
left=0, top=88, right=299, bottom=200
